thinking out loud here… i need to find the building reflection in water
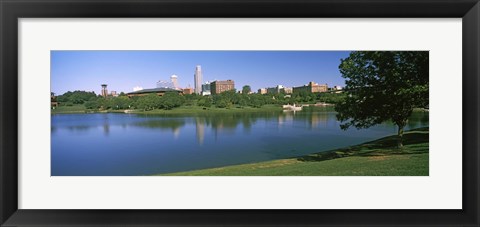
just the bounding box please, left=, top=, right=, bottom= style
left=173, top=127, right=181, bottom=139
left=103, top=114, right=110, bottom=136
left=195, top=117, right=205, bottom=145
left=308, top=112, right=329, bottom=129
left=279, top=110, right=330, bottom=130
left=277, top=113, right=294, bottom=127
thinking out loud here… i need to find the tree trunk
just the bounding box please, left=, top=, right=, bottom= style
left=397, top=124, right=404, bottom=148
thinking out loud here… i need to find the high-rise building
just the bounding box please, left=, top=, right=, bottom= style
left=194, top=65, right=203, bottom=95
left=210, top=80, right=235, bottom=95
left=171, top=74, right=179, bottom=89
left=101, top=84, right=108, bottom=97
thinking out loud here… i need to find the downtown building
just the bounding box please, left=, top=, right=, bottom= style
left=293, top=81, right=328, bottom=93
left=210, top=80, right=235, bottom=95
left=194, top=65, right=203, bottom=95
left=201, top=81, right=211, bottom=96
left=265, top=85, right=293, bottom=94
left=258, top=88, right=267, bottom=94
left=156, top=74, right=179, bottom=90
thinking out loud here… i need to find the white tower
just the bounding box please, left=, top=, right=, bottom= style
left=194, top=65, right=203, bottom=95
left=171, top=74, right=179, bottom=89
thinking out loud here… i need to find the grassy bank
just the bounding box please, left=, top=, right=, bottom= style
left=51, top=105, right=87, bottom=114
left=161, top=128, right=429, bottom=176
left=131, top=105, right=283, bottom=115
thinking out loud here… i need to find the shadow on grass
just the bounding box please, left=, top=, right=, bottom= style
left=297, top=127, right=429, bottom=162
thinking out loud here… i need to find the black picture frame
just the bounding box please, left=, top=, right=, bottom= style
left=1, top=0, right=479, bottom=226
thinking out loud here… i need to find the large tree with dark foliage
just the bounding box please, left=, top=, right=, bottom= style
left=336, top=51, right=428, bottom=147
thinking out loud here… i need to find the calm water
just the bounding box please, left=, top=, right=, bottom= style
left=51, top=107, right=429, bottom=176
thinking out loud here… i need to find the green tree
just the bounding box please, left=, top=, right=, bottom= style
left=161, top=92, right=185, bottom=110
left=136, top=94, right=160, bottom=111
left=197, top=96, right=212, bottom=108
left=213, top=90, right=236, bottom=108
left=56, top=90, right=97, bottom=105
left=111, top=96, right=131, bottom=109
left=248, top=94, right=265, bottom=108
left=336, top=51, right=428, bottom=147
left=84, top=97, right=100, bottom=109
left=242, top=85, right=251, bottom=94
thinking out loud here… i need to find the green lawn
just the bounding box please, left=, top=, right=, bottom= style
left=160, top=128, right=429, bottom=176
left=51, top=104, right=87, bottom=114
left=129, top=104, right=283, bottom=115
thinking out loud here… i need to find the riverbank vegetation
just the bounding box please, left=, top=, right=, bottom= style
left=160, top=127, right=429, bottom=176
left=52, top=90, right=346, bottom=114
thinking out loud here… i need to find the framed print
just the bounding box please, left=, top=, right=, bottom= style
left=1, top=0, right=479, bottom=226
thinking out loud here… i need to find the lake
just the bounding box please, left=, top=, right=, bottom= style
left=51, top=107, right=429, bottom=176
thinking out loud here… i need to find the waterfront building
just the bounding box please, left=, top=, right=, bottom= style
left=293, top=81, right=328, bottom=93
left=126, top=87, right=182, bottom=97
left=258, top=88, right=267, bottom=94
left=194, top=65, right=203, bottom=95
left=101, top=84, right=108, bottom=98
left=210, top=80, right=235, bottom=95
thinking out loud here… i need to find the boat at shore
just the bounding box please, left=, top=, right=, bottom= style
left=282, top=104, right=303, bottom=111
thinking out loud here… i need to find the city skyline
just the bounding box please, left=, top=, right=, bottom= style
left=51, top=51, right=351, bottom=95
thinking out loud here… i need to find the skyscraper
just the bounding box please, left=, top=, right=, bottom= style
left=194, top=65, right=203, bottom=95
left=171, top=74, right=179, bottom=89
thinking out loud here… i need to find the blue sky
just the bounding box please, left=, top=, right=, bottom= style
left=51, top=51, right=351, bottom=95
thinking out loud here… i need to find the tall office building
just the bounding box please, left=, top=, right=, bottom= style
left=171, top=74, right=179, bottom=89
left=194, top=65, right=203, bottom=95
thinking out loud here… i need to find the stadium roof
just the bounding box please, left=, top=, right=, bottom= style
left=127, top=87, right=181, bottom=95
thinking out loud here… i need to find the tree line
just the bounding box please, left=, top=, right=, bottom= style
left=53, top=89, right=346, bottom=110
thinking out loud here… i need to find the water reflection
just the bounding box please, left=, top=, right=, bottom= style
left=133, top=119, right=185, bottom=131
left=53, top=109, right=428, bottom=146
left=195, top=117, right=205, bottom=145
left=51, top=109, right=429, bottom=176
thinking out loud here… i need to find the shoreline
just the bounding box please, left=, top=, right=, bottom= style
left=157, top=127, right=429, bottom=176
left=51, top=105, right=427, bottom=115
left=50, top=104, right=337, bottom=115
